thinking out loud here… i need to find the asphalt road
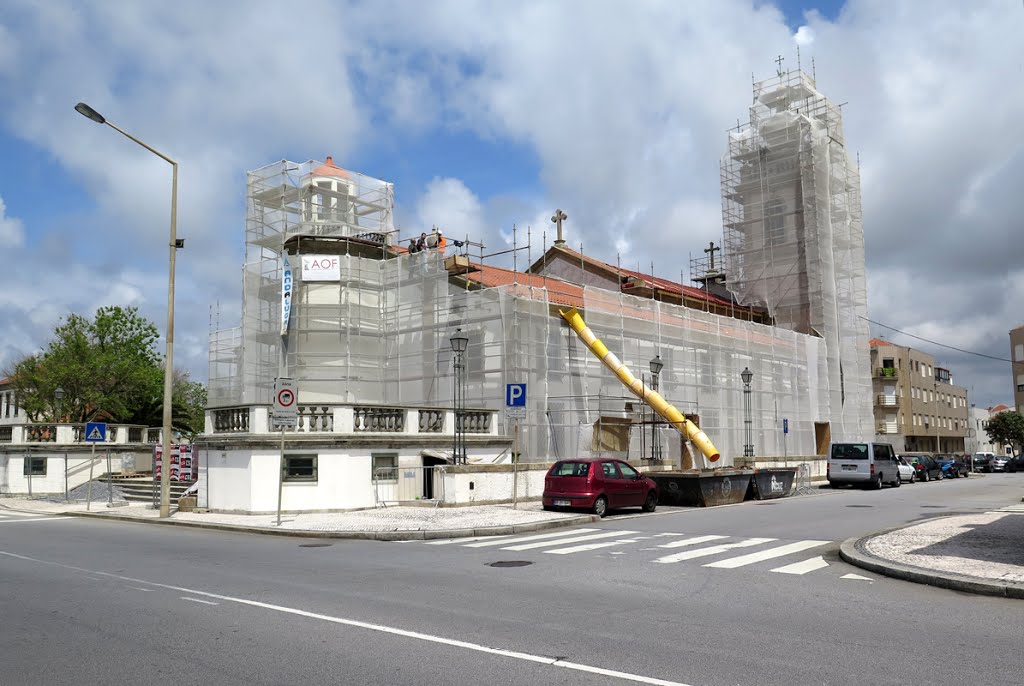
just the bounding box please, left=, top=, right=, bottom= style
left=2, top=474, right=1023, bottom=686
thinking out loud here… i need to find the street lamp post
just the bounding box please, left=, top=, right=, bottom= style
left=741, top=367, right=754, bottom=457
left=450, top=328, right=469, bottom=465
left=649, top=355, right=663, bottom=461
left=75, top=102, right=179, bottom=518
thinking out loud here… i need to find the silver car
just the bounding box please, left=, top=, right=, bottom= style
left=989, top=455, right=1010, bottom=472
left=897, top=456, right=916, bottom=483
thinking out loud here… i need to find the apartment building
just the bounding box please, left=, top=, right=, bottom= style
left=1011, top=325, right=1024, bottom=414
left=870, top=339, right=969, bottom=453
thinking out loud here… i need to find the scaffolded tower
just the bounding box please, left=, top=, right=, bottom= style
left=721, top=67, right=872, bottom=439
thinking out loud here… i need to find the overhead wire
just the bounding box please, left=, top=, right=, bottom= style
left=859, top=315, right=1018, bottom=364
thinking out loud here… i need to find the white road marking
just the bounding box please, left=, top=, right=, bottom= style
left=656, top=535, right=728, bottom=549
left=502, top=531, right=638, bottom=551
left=181, top=596, right=220, bottom=606
left=704, top=540, right=830, bottom=569
left=770, top=556, right=830, bottom=575
left=128, top=586, right=155, bottom=592
left=840, top=573, right=873, bottom=581
left=654, top=533, right=689, bottom=537
left=0, top=510, right=50, bottom=517
left=425, top=535, right=513, bottom=545
left=544, top=539, right=641, bottom=555
left=0, top=550, right=696, bottom=686
left=463, top=528, right=597, bottom=548
left=654, top=538, right=775, bottom=564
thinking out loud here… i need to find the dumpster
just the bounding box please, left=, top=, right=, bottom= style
left=748, top=468, right=797, bottom=500
left=649, top=469, right=753, bottom=507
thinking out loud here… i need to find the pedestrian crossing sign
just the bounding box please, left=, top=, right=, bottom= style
left=85, top=422, right=107, bottom=443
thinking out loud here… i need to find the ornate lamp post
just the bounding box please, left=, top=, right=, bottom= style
left=450, top=328, right=469, bottom=465
left=649, top=355, right=663, bottom=461
left=741, top=367, right=754, bottom=457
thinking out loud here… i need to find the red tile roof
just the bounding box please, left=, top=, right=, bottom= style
left=532, top=245, right=741, bottom=309
left=464, top=263, right=584, bottom=308
left=991, top=404, right=1010, bottom=412
left=311, top=156, right=348, bottom=178
left=869, top=338, right=894, bottom=347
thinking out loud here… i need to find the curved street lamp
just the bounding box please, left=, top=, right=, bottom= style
left=75, top=102, right=179, bottom=518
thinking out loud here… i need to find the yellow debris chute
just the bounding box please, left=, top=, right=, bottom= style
left=559, top=307, right=721, bottom=462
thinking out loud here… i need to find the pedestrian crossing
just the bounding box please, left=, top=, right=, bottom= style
left=0, top=510, right=68, bottom=524
left=991, top=504, right=1024, bottom=514
left=417, top=527, right=834, bottom=575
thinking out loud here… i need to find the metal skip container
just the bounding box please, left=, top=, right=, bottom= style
left=749, top=468, right=797, bottom=500
left=648, top=469, right=753, bottom=507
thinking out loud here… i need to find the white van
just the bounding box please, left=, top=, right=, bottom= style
left=827, top=442, right=901, bottom=490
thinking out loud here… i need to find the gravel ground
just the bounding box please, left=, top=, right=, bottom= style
left=44, top=482, right=128, bottom=504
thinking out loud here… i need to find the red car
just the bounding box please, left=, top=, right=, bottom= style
left=542, top=458, right=659, bottom=517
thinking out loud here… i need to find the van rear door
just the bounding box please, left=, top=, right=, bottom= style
left=831, top=443, right=870, bottom=481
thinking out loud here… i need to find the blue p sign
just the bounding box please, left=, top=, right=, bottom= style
left=506, top=383, right=526, bottom=407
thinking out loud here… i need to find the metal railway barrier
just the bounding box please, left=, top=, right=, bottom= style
left=373, top=465, right=446, bottom=507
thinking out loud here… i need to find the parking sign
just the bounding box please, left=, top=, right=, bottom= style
left=506, top=383, right=526, bottom=407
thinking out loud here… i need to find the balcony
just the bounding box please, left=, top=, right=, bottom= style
left=876, top=395, right=900, bottom=408
left=875, top=367, right=898, bottom=379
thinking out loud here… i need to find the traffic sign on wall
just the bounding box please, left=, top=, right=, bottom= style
left=272, top=377, right=298, bottom=428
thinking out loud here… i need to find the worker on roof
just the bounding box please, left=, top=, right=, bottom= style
left=437, top=229, right=446, bottom=251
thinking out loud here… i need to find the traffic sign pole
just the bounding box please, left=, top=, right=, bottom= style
left=87, top=442, right=95, bottom=511
left=277, top=426, right=285, bottom=526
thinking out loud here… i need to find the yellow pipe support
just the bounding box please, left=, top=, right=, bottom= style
left=559, top=307, right=721, bottom=462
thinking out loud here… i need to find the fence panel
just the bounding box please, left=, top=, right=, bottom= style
left=373, top=465, right=445, bottom=507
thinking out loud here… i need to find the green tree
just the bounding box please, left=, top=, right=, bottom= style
left=6, top=306, right=211, bottom=440
left=984, top=410, right=1024, bottom=454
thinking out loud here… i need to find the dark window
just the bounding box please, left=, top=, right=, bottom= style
left=372, top=453, right=398, bottom=482
left=618, top=463, right=639, bottom=479
left=601, top=462, right=622, bottom=479
left=24, top=455, right=46, bottom=476
left=551, top=461, right=590, bottom=477
left=283, top=454, right=317, bottom=482
left=1018, top=384, right=1023, bottom=392
left=831, top=443, right=868, bottom=460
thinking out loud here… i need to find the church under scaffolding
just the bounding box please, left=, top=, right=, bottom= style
left=207, top=66, right=873, bottom=464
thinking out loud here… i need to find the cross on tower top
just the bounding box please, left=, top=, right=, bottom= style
left=704, top=241, right=721, bottom=272
left=775, top=54, right=785, bottom=76
left=551, top=209, right=568, bottom=245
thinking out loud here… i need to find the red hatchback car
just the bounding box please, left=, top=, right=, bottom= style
left=542, top=458, right=659, bottom=517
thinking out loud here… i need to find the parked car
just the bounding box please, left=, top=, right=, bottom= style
left=1005, top=455, right=1024, bottom=473
left=827, top=442, right=901, bottom=489
left=989, top=454, right=1011, bottom=472
left=543, top=458, right=658, bottom=517
left=972, top=452, right=993, bottom=472
left=900, top=453, right=944, bottom=482
left=934, top=454, right=970, bottom=478
left=896, top=456, right=917, bottom=484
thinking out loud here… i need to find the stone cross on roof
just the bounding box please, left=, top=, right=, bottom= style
left=551, top=209, right=567, bottom=245
left=704, top=241, right=720, bottom=272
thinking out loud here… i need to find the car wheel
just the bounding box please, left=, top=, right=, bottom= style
left=873, top=473, right=883, bottom=490
left=642, top=491, right=657, bottom=513
left=909, top=473, right=916, bottom=484
left=963, top=470, right=969, bottom=478
left=893, top=474, right=901, bottom=487
left=593, top=496, right=608, bottom=518
left=542, top=505, right=556, bottom=512
left=923, top=471, right=930, bottom=483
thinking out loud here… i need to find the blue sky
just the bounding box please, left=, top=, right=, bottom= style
left=1, top=0, right=1022, bottom=410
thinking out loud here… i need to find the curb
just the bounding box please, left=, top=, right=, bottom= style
left=38, top=508, right=601, bottom=541
left=839, top=526, right=1024, bottom=600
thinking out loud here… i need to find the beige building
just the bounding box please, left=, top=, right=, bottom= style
left=1011, top=325, right=1024, bottom=414
left=870, top=339, right=969, bottom=453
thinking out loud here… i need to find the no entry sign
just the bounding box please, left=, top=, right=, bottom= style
left=273, top=377, right=298, bottom=426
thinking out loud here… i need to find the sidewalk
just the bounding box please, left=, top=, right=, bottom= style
left=840, top=503, right=1024, bottom=599
left=0, top=497, right=598, bottom=541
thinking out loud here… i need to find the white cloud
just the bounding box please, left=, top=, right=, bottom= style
left=0, top=196, right=24, bottom=248
left=415, top=177, right=484, bottom=242
left=794, top=25, right=815, bottom=46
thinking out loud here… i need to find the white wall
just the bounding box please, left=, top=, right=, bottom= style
left=443, top=467, right=547, bottom=505
left=0, top=451, right=147, bottom=496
